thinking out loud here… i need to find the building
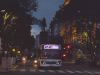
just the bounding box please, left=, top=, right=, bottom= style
left=34, top=34, right=39, bottom=50
left=39, top=31, right=48, bottom=45
left=46, top=29, right=51, bottom=43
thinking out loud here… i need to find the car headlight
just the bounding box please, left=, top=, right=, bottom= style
left=34, top=60, right=37, bottom=63
left=23, top=58, right=25, bottom=60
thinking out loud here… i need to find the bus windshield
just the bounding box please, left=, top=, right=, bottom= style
left=41, top=49, right=61, bottom=59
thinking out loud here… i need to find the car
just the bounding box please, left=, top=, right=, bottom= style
left=22, top=57, right=26, bottom=61
left=34, top=58, right=37, bottom=64
left=16, top=57, right=21, bottom=64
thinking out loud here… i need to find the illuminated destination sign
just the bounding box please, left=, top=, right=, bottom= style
left=44, top=45, right=60, bottom=49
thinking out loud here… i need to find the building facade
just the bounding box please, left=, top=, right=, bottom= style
left=34, top=34, right=39, bottom=49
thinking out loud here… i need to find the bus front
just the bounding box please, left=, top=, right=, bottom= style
left=38, top=44, right=62, bottom=69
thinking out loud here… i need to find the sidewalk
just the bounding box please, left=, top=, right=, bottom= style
left=62, top=61, right=100, bottom=71
left=0, top=64, right=17, bottom=72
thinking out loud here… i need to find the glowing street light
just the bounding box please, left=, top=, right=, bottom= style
left=1, top=10, right=5, bottom=12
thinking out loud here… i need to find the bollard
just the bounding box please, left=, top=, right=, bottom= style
left=14, top=57, right=16, bottom=65
left=1, top=57, right=8, bottom=72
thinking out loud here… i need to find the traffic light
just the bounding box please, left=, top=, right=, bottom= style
left=66, top=45, right=70, bottom=49
left=63, top=54, right=66, bottom=57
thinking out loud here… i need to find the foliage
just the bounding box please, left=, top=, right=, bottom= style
left=38, top=17, right=47, bottom=31
left=0, top=0, right=38, bottom=52
left=52, top=0, right=100, bottom=60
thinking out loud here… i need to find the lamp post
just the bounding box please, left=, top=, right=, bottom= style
left=0, top=10, right=6, bottom=57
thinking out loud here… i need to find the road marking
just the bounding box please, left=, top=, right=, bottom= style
left=84, top=71, right=94, bottom=74
left=20, top=69, right=26, bottom=71
left=48, top=70, right=55, bottom=73
left=94, top=72, right=100, bottom=74
left=13, top=65, right=18, bottom=69
left=30, top=69, right=35, bottom=72
left=10, top=69, right=16, bottom=71
left=75, top=71, right=83, bottom=73
left=57, top=70, right=65, bottom=73
left=66, top=70, right=75, bottom=73
left=39, top=70, right=45, bottom=72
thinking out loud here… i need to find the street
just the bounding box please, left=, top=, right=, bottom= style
left=0, top=60, right=100, bottom=75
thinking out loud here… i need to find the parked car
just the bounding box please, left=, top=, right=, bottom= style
left=75, top=58, right=84, bottom=65
left=88, top=59, right=100, bottom=67
left=88, top=59, right=97, bottom=67
left=16, top=57, right=20, bottom=64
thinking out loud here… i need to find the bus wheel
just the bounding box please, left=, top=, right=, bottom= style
left=38, top=67, right=42, bottom=69
left=55, top=67, right=60, bottom=70
left=38, top=67, right=40, bottom=69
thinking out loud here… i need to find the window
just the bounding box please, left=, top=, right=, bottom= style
left=41, top=49, right=61, bottom=59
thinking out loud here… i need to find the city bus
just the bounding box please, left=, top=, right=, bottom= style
left=37, top=44, right=62, bottom=69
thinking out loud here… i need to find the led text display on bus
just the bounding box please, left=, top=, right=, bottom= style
left=44, top=45, right=60, bottom=49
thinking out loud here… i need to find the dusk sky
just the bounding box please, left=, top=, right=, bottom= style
left=31, top=0, right=65, bottom=38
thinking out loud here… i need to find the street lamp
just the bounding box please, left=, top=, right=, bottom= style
left=1, top=10, right=5, bottom=12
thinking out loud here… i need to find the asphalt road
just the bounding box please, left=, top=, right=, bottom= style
left=0, top=60, right=100, bottom=75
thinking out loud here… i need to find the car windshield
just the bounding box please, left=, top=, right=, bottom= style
left=40, top=49, right=61, bottom=59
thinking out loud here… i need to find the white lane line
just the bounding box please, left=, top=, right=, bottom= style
left=66, top=71, right=75, bottom=73
left=48, top=70, right=55, bottom=73
left=39, top=70, right=45, bottom=72
left=30, top=69, right=35, bottom=72
left=20, top=69, right=26, bottom=72
left=57, top=70, right=65, bottom=73
left=84, top=71, right=94, bottom=74
left=75, top=71, right=83, bottom=73
left=94, top=72, right=100, bottom=74
left=10, top=69, right=16, bottom=71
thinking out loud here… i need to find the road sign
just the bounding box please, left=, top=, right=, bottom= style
left=4, top=51, right=7, bottom=54
left=18, top=51, right=20, bottom=53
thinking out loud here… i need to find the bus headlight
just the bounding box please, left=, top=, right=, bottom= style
left=57, top=61, right=61, bottom=64
left=41, top=61, right=45, bottom=64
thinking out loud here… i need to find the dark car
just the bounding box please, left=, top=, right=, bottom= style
left=75, top=58, right=84, bottom=65
left=88, top=59, right=99, bottom=67
left=16, top=57, right=22, bottom=64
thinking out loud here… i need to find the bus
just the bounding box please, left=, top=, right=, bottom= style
left=37, top=44, right=62, bottom=69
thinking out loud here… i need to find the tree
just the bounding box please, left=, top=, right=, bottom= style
left=53, top=0, right=100, bottom=62
left=38, top=17, right=47, bottom=31
left=0, top=0, right=38, bottom=56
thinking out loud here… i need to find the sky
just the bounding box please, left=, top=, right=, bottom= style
left=31, top=0, right=65, bottom=38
